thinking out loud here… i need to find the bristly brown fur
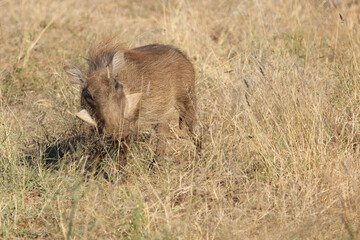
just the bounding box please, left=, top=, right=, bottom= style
left=87, top=38, right=126, bottom=74
left=65, top=37, right=200, bottom=162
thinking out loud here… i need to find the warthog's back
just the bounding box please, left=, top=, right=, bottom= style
left=120, top=44, right=196, bottom=124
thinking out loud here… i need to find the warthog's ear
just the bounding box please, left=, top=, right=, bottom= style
left=64, top=65, right=85, bottom=85
left=124, top=93, right=142, bottom=119
left=112, top=51, right=126, bottom=75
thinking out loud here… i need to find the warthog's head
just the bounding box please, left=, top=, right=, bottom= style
left=64, top=50, right=142, bottom=139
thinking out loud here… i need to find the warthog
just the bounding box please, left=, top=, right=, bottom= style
left=64, top=39, right=200, bottom=163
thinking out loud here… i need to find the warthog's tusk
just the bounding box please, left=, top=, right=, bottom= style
left=76, top=109, right=97, bottom=127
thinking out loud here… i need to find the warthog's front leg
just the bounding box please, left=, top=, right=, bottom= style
left=115, top=138, right=130, bottom=170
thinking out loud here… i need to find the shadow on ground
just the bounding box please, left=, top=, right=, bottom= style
left=21, top=124, right=155, bottom=176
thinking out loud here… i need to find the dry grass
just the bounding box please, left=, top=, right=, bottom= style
left=1, top=0, right=360, bottom=239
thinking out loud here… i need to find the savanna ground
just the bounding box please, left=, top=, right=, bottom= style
left=1, top=0, right=360, bottom=239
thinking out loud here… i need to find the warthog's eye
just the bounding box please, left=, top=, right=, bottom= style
left=115, top=81, right=124, bottom=91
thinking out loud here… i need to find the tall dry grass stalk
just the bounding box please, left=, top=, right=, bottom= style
left=1, top=0, right=360, bottom=239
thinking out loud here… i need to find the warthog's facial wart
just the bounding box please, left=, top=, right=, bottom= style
left=76, top=109, right=97, bottom=128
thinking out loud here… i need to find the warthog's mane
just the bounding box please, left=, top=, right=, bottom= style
left=87, top=38, right=126, bottom=74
